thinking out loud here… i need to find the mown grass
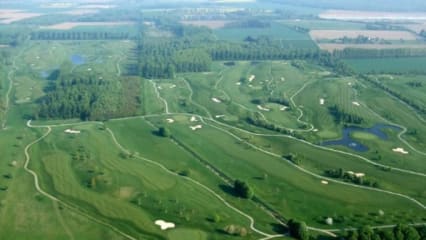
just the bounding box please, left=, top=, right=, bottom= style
left=29, top=123, right=261, bottom=239
left=138, top=116, right=425, bottom=228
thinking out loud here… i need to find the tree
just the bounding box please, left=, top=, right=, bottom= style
left=402, top=226, right=420, bottom=240
left=233, top=180, right=254, bottom=199
left=358, top=226, right=374, bottom=240
left=158, top=126, right=171, bottom=137
left=288, top=219, right=309, bottom=240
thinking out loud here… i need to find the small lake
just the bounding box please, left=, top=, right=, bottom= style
left=321, top=124, right=401, bottom=152
left=71, top=54, right=85, bottom=65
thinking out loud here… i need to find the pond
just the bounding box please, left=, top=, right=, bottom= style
left=71, top=54, right=85, bottom=65
left=321, top=124, right=401, bottom=152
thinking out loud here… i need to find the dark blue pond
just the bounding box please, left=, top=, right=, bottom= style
left=322, top=124, right=401, bottom=152
left=71, top=54, right=85, bottom=65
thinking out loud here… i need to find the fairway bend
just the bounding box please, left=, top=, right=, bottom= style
left=105, top=127, right=276, bottom=239
left=25, top=120, right=137, bottom=240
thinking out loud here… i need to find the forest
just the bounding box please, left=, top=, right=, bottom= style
left=37, top=64, right=141, bottom=120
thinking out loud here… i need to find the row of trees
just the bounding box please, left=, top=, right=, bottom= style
left=332, top=48, right=426, bottom=59
left=31, top=31, right=131, bottom=41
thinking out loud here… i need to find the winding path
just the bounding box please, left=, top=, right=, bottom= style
left=25, top=121, right=138, bottom=240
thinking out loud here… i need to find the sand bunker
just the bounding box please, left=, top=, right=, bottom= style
left=212, top=97, right=221, bottom=103
left=190, top=125, right=203, bottom=131
left=236, top=82, right=241, bottom=85
left=320, top=98, right=325, bottom=105
left=166, top=118, right=175, bottom=123
left=170, top=84, right=176, bottom=89
left=352, top=101, right=360, bottom=106
left=346, top=171, right=365, bottom=178
left=155, top=220, right=175, bottom=230
left=321, top=180, right=329, bottom=185
left=393, top=147, right=408, bottom=154
left=281, top=77, right=285, bottom=81
left=64, top=129, right=80, bottom=134
left=190, top=116, right=198, bottom=122
left=215, top=115, right=225, bottom=118
left=280, top=106, right=288, bottom=111
left=257, top=105, right=270, bottom=111
left=313, top=128, right=319, bottom=132
left=248, top=75, right=255, bottom=82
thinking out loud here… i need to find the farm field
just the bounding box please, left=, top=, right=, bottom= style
left=214, top=23, right=317, bottom=48
left=0, top=1, right=426, bottom=240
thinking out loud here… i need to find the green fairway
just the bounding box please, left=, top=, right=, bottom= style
left=1, top=3, right=426, bottom=240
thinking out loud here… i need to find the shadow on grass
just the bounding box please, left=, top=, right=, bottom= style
left=219, top=184, right=237, bottom=197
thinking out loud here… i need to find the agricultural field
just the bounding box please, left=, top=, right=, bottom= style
left=0, top=1, right=425, bottom=240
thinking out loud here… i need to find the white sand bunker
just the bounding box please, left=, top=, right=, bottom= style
left=321, top=180, right=328, bottom=185
left=393, top=147, right=408, bottom=154
left=64, top=129, right=80, bottom=134
left=155, top=220, right=175, bottom=230
left=190, top=116, right=198, bottom=122
left=313, top=128, right=319, bottom=132
left=346, top=171, right=365, bottom=178
left=280, top=106, right=288, bottom=111
left=320, top=98, right=325, bottom=105
left=257, top=105, right=270, bottom=111
left=281, top=77, right=285, bottom=81
left=212, top=97, right=221, bottom=103
left=236, top=82, right=241, bottom=85
left=215, top=115, right=225, bottom=118
left=352, top=101, right=360, bottom=106
left=166, top=118, right=174, bottom=123
left=190, top=125, right=203, bottom=131
left=170, top=84, right=176, bottom=89
left=249, top=75, right=255, bottom=82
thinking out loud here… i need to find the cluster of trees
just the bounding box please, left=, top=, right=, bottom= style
left=233, top=180, right=254, bottom=199
left=137, top=38, right=212, bottom=78
left=361, top=75, right=426, bottom=116
left=37, top=65, right=141, bottom=120
left=246, top=115, right=292, bottom=135
left=31, top=31, right=131, bottom=41
left=250, top=97, right=290, bottom=107
left=324, top=168, right=380, bottom=188
left=328, top=105, right=365, bottom=124
left=407, top=81, right=423, bottom=87
left=345, top=224, right=424, bottom=240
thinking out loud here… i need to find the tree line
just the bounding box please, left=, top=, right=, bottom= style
left=31, top=31, right=131, bottom=41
